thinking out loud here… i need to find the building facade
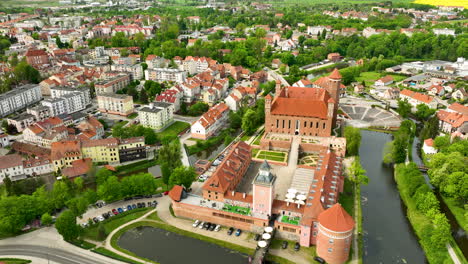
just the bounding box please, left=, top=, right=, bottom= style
left=0, top=84, right=43, bottom=117
left=138, top=102, right=174, bottom=131
left=97, top=93, right=134, bottom=116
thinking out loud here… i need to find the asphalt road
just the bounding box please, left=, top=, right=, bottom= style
left=0, top=245, right=122, bottom=264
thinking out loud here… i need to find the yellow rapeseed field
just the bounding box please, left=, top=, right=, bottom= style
left=413, top=0, right=468, bottom=8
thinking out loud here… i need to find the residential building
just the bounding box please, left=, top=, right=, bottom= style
left=81, top=138, right=120, bottom=164
left=42, top=90, right=88, bottom=116
left=0, top=133, right=10, bottom=148
left=422, top=138, right=437, bottom=155
left=437, top=110, right=467, bottom=138
left=62, top=158, right=93, bottom=179
left=0, top=154, right=25, bottom=182
left=138, top=102, right=174, bottom=131
left=50, top=86, right=91, bottom=107
left=76, top=116, right=105, bottom=140
left=374, top=75, right=394, bottom=86
left=111, top=64, right=143, bottom=80
left=400, top=89, right=437, bottom=108
left=7, top=113, right=36, bottom=132
left=447, top=103, right=468, bottom=115
left=24, top=48, right=49, bottom=67
left=155, top=89, right=182, bottom=112
left=180, top=56, right=217, bottom=75
left=145, top=55, right=167, bottom=69
left=433, top=28, right=456, bottom=36
left=0, top=84, right=42, bottom=117
left=327, top=53, right=341, bottom=62
left=97, top=93, right=134, bottom=116
left=95, top=74, right=130, bottom=95
left=118, top=137, right=147, bottom=163
left=145, top=68, right=187, bottom=83
left=191, top=102, right=229, bottom=140
left=23, top=117, right=69, bottom=147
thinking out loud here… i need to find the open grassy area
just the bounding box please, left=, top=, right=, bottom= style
left=92, top=247, right=144, bottom=264
left=156, top=121, right=190, bottom=138
left=414, top=0, right=467, bottom=8
left=339, top=178, right=355, bottom=217
left=441, top=195, right=468, bottom=232
left=0, top=258, right=32, bottom=264
left=254, top=150, right=287, bottom=162
left=252, top=130, right=264, bottom=145
left=82, top=208, right=152, bottom=241
left=355, top=71, right=407, bottom=87
left=127, top=113, right=138, bottom=119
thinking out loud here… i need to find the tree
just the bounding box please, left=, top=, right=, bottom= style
left=415, top=104, right=436, bottom=120
left=392, top=134, right=408, bottom=164
left=96, top=168, right=114, bottom=186
left=139, top=89, right=149, bottom=104
left=433, top=135, right=450, bottom=151
left=41, top=213, right=53, bottom=226
left=161, top=163, right=171, bottom=187
left=55, top=210, right=80, bottom=241
left=419, top=115, right=439, bottom=141
left=158, top=140, right=182, bottom=178
left=242, top=109, right=257, bottom=135
left=396, top=99, right=412, bottom=118
left=51, top=180, right=72, bottom=209
left=169, top=166, right=197, bottom=189
left=74, top=177, right=84, bottom=192
left=188, top=102, right=209, bottom=116
left=430, top=212, right=451, bottom=249
left=344, top=126, right=361, bottom=156
left=229, top=111, right=242, bottom=130
left=97, top=223, right=106, bottom=240
left=349, top=157, right=369, bottom=185
left=97, top=176, right=122, bottom=202
left=14, top=61, right=41, bottom=84
left=3, top=175, right=12, bottom=196
left=66, top=196, right=89, bottom=216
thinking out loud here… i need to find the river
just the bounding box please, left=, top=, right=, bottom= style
left=359, top=130, right=426, bottom=263
left=118, top=226, right=248, bottom=264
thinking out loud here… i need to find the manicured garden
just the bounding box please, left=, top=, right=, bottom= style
left=253, top=150, right=287, bottom=162
left=115, top=159, right=158, bottom=176
left=281, top=215, right=300, bottom=225
left=222, top=204, right=251, bottom=215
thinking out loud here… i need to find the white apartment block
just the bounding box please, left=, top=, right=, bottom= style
left=145, top=68, right=187, bottom=83
left=42, top=91, right=88, bottom=116
left=97, top=93, right=134, bottom=116
left=95, top=74, right=130, bottom=95
left=138, top=102, right=174, bottom=131
left=433, top=28, right=456, bottom=36
left=0, top=155, right=26, bottom=183
left=0, top=84, right=42, bottom=117
left=51, top=86, right=91, bottom=106
left=111, top=64, right=143, bottom=80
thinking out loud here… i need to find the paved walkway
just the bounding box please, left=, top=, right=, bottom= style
left=179, top=132, right=191, bottom=167
left=447, top=243, right=462, bottom=264
left=0, top=227, right=126, bottom=264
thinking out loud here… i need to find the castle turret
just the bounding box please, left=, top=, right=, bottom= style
left=316, top=204, right=354, bottom=264
left=252, top=160, right=276, bottom=219
left=328, top=68, right=342, bottom=126
left=275, top=80, right=282, bottom=97
left=327, top=97, right=335, bottom=118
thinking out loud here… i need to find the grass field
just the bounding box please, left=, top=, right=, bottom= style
left=254, top=150, right=287, bottom=162
left=355, top=72, right=407, bottom=86
left=156, top=121, right=190, bottom=138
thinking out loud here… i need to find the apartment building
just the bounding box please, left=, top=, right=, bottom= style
left=111, top=64, right=143, bottom=80
left=138, top=102, right=174, bottom=131
left=145, top=68, right=187, bottom=83
left=97, top=93, right=134, bottom=116
left=0, top=84, right=42, bottom=117
left=95, top=74, right=130, bottom=95
left=191, top=103, right=229, bottom=140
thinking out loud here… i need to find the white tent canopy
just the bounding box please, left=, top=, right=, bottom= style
left=264, top=226, right=273, bottom=233
left=262, top=233, right=271, bottom=240
left=258, top=240, right=267, bottom=248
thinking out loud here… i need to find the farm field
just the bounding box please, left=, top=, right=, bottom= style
left=414, top=0, right=468, bottom=8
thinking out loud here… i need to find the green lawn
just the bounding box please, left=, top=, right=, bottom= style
left=0, top=258, right=32, bottom=264
left=222, top=204, right=251, bottom=215
left=355, top=72, right=381, bottom=86
left=156, top=121, right=190, bottom=138
left=339, top=178, right=355, bottom=217
left=252, top=130, right=264, bottom=145
left=146, top=211, right=163, bottom=222
left=255, top=150, right=287, bottom=162
left=82, top=208, right=152, bottom=241
left=115, top=159, right=158, bottom=176
left=241, top=134, right=251, bottom=141
left=127, top=113, right=138, bottom=119
left=281, top=215, right=300, bottom=225
left=92, top=247, right=144, bottom=264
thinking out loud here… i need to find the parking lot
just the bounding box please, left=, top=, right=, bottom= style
left=78, top=196, right=162, bottom=225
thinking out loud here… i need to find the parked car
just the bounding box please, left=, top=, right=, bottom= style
left=141, top=203, right=146, bottom=208
left=107, top=211, right=113, bottom=217
left=127, top=205, right=132, bottom=211
left=122, top=207, right=127, bottom=212
left=294, top=242, right=300, bottom=251
left=193, top=220, right=200, bottom=228
left=81, top=223, right=88, bottom=228
left=154, top=193, right=163, bottom=198
left=144, top=195, right=152, bottom=198
left=97, top=216, right=105, bottom=222
left=152, top=200, right=158, bottom=206
left=134, top=195, right=144, bottom=199
left=235, top=229, right=242, bottom=236
left=124, top=197, right=133, bottom=201
left=227, top=227, right=234, bottom=235
left=209, top=224, right=216, bottom=231
left=163, top=191, right=169, bottom=195
left=204, top=222, right=210, bottom=230
left=92, top=217, right=99, bottom=223
left=132, top=204, right=137, bottom=209
left=112, top=209, right=118, bottom=215
left=102, top=213, right=109, bottom=219
left=137, top=203, right=143, bottom=208
left=254, top=234, right=261, bottom=241
left=314, top=256, right=325, bottom=264
left=147, top=202, right=152, bottom=207
left=199, top=222, right=205, bottom=229
left=282, top=241, right=288, bottom=249
left=214, top=225, right=221, bottom=232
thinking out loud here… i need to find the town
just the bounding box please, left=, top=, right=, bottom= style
left=0, top=0, right=466, bottom=264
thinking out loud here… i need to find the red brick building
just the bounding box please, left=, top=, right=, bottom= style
left=25, top=49, right=49, bottom=68
left=265, top=68, right=342, bottom=137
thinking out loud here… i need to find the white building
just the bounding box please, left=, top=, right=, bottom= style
left=191, top=103, right=229, bottom=140
left=433, top=28, right=456, bottom=36
left=111, top=64, right=143, bottom=81
left=400, top=89, right=437, bottom=109
left=50, top=86, right=91, bottom=106
left=422, top=138, right=438, bottom=155
left=145, top=68, right=187, bottom=83
left=0, top=84, right=42, bottom=117
left=0, top=154, right=26, bottom=183
left=138, top=102, right=174, bottom=131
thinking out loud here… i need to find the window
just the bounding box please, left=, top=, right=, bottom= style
left=329, top=238, right=334, bottom=244
left=328, top=248, right=333, bottom=253
left=313, top=231, right=317, bottom=236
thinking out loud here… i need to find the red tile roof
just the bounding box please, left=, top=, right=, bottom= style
left=271, top=87, right=330, bottom=119
left=169, top=185, right=184, bottom=202
left=448, top=103, right=468, bottom=115
left=0, top=154, right=23, bottom=169
left=328, top=68, right=342, bottom=80
left=424, top=138, right=434, bottom=147
left=62, top=158, right=92, bottom=179
left=400, top=89, right=434, bottom=104
left=318, top=203, right=354, bottom=232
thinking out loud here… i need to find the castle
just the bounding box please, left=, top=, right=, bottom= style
left=169, top=69, right=354, bottom=264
